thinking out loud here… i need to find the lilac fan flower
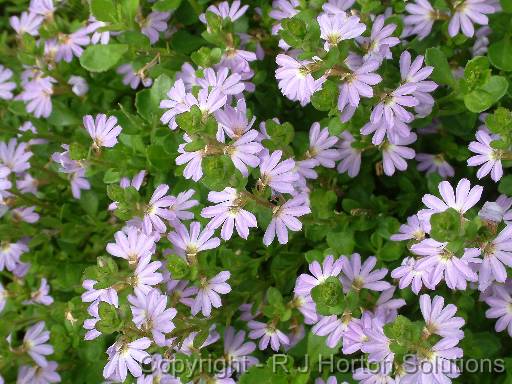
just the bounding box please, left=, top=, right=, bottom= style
left=200, top=1, right=248, bottom=23
left=0, top=241, right=28, bottom=272
left=337, top=131, right=362, bottom=177
left=83, top=114, right=123, bottom=149
left=323, top=0, right=356, bottom=14
left=223, top=326, right=258, bottom=373
left=448, top=0, right=495, bottom=38
left=361, top=318, right=393, bottom=362
left=0, top=139, right=32, bottom=174
left=294, top=254, right=344, bottom=296
left=17, top=76, right=56, bottom=118
left=29, top=0, right=55, bottom=18
left=263, top=194, right=311, bottom=245
left=117, top=64, right=153, bottom=89
left=258, top=150, right=298, bottom=194
left=103, top=337, right=151, bottom=381
left=53, top=28, right=90, bottom=62
left=168, top=221, right=220, bottom=261
left=374, top=287, right=406, bottom=323
left=23, top=278, right=54, bottom=306
left=132, top=254, right=163, bottom=294
left=420, top=294, right=464, bottom=340
left=340, top=253, right=392, bottom=292
left=353, top=362, right=396, bottom=384
left=23, top=321, right=54, bottom=367
left=275, top=54, right=325, bottom=106
left=17, top=361, right=60, bottom=384
left=391, top=214, right=430, bottom=241
left=370, top=83, right=417, bottom=131
left=216, top=98, right=256, bottom=139
left=68, top=75, right=89, bottom=96
left=191, top=271, right=231, bottom=317
left=468, top=130, right=503, bottom=181
left=0, top=166, right=11, bottom=192
left=160, top=79, right=189, bottom=129
left=294, top=294, right=318, bottom=324
left=0, top=66, right=16, bottom=100
left=225, top=130, right=263, bottom=176
left=201, top=187, right=258, bottom=240
left=176, top=134, right=204, bottom=181
left=312, top=315, right=347, bottom=348
left=87, top=17, right=110, bottom=45
left=168, top=189, right=199, bottom=225
left=306, top=122, right=342, bottom=168
left=412, top=239, right=480, bottom=290
left=10, top=12, right=43, bottom=36
left=485, top=285, right=512, bottom=336
left=338, top=59, right=382, bottom=114
left=478, top=225, right=512, bottom=290
left=404, top=0, right=439, bottom=40
left=128, top=288, right=177, bottom=346
left=393, top=257, right=434, bottom=295
left=81, top=279, right=119, bottom=308
left=317, top=13, right=366, bottom=51
left=359, top=15, right=400, bottom=61
left=416, top=153, right=455, bottom=178
left=140, top=12, right=170, bottom=44
left=143, top=184, right=175, bottom=233
left=381, top=133, right=416, bottom=176
left=197, top=67, right=245, bottom=96
left=419, top=178, right=483, bottom=220
left=342, top=311, right=373, bottom=354
left=188, top=87, right=228, bottom=116
left=70, top=168, right=90, bottom=199
left=106, top=227, right=155, bottom=265
left=248, top=321, right=290, bottom=351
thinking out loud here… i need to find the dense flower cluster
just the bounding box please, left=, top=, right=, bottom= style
left=0, top=0, right=511, bottom=383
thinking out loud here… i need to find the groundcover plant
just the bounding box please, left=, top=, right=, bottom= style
left=3, top=0, right=512, bottom=382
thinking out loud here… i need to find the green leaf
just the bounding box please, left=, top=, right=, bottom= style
left=79, top=44, right=128, bottom=72
left=311, top=80, right=338, bottom=111
left=152, top=0, right=182, bottom=11
left=90, top=0, right=117, bottom=22
left=326, top=230, right=355, bottom=255
left=263, top=119, right=294, bottom=149
left=430, top=208, right=462, bottom=242
left=489, top=39, right=512, bottom=71
left=499, top=175, right=512, bottom=195
left=311, top=276, right=345, bottom=315
left=167, top=254, right=189, bottom=279
left=464, top=76, right=509, bottom=113
left=425, top=47, right=455, bottom=86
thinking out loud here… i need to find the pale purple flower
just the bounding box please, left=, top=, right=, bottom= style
left=317, top=13, right=366, bottom=51
left=342, top=311, right=373, bottom=354
left=17, top=361, right=60, bottom=384
left=200, top=1, right=248, bottom=23
left=353, top=362, right=396, bottom=384
left=485, top=285, right=512, bottom=336
left=192, top=271, right=231, bottom=317
left=391, top=256, right=434, bottom=294
left=270, top=0, right=300, bottom=26
left=168, top=221, right=220, bottom=259
left=53, top=28, right=90, bottom=62
left=219, top=48, right=257, bottom=74
left=87, top=17, right=111, bottom=45
left=479, top=195, right=512, bottom=223
left=400, top=51, right=437, bottom=116
left=160, top=79, right=191, bottom=129
left=338, top=59, right=382, bottom=113
left=164, top=276, right=196, bottom=308
left=103, top=337, right=151, bottom=381
left=468, top=130, right=503, bottom=181
left=0, top=66, right=16, bottom=100
left=361, top=318, right=392, bottom=362
left=473, top=26, right=491, bottom=55
left=412, top=239, right=480, bottom=290
left=0, top=241, right=28, bottom=272
left=404, top=0, right=439, bottom=40
left=223, top=326, right=258, bottom=373
left=197, top=67, right=245, bottom=96
left=83, top=301, right=101, bottom=340
left=176, top=62, right=197, bottom=91
left=201, top=187, right=257, bottom=240
left=0, top=139, right=32, bottom=174
left=68, top=75, right=89, bottom=96
left=374, top=287, right=406, bottom=323
left=263, top=194, right=311, bottom=245
left=23, top=321, right=54, bottom=367
left=225, top=130, right=263, bottom=176
left=107, top=227, right=156, bottom=265
left=248, top=320, right=290, bottom=351
left=117, top=64, right=153, bottom=89
left=83, top=114, right=122, bottom=149
left=313, top=314, right=350, bottom=347
left=340, top=253, right=392, bottom=292
left=177, top=326, right=220, bottom=355
left=416, top=153, right=455, bottom=178
left=0, top=166, right=11, bottom=192
left=70, top=168, right=90, bottom=199
left=381, top=133, right=416, bottom=176
left=168, top=189, right=198, bottom=225
left=336, top=131, right=361, bottom=177
left=294, top=254, right=343, bottom=296
left=0, top=283, right=7, bottom=313
left=143, top=184, right=175, bottom=234
left=370, top=83, right=418, bottom=132
left=29, top=0, right=55, bottom=18
left=275, top=54, right=325, bottom=106
left=294, top=294, right=318, bottom=324
left=391, top=214, right=430, bottom=242
left=17, top=76, right=56, bottom=118
left=420, top=294, right=464, bottom=340
left=215, top=98, right=256, bottom=139
left=401, top=338, right=462, bottom=383
left=10, top=12, right=43, bottom=36
left=258, top=150, right=298, bottom=194
left=419, top=178, right=483, bottom=220
left=141, top=12, right=170, bottom=44
left=322, top=0, right=356, bottom=14
left=81, top=279, right=119, bottom=308
left=307, top=122, right=342, bottom=167
left=448, top=0, right=495, bottom=38
left=128, top=288, right=177, bottom=346
left=188, top=87, right=228, bottom=115
left=132, top=254, right=163, bottom=294
left=478, top=225, right=512, bottom=290
left=176, top=134, right=204, bottom=181
left=23, top=278, right=53, bottom=306
left=359, top=15, right=400, bottom=61
left=136, top=354, right=180, bottom=384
